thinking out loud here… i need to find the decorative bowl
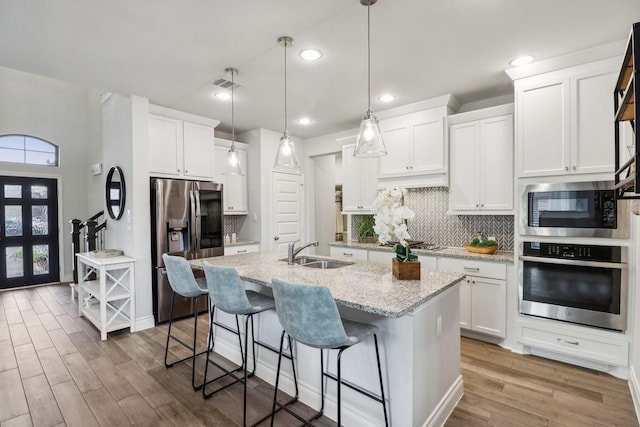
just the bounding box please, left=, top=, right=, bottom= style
left=463, top=242, right=498, bottom=254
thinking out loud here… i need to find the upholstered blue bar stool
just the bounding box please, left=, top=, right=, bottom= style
left=270, top=277, right=389, bottom=427
left=162, top=254, right=211, bottom=391
left=202, top=263, right=298, bottom=427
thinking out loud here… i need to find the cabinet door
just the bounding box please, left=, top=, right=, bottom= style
left=471, top=276, right=506, bottom=338
left=329, top=247, right=368, bottom=261
left=149, top=114, right=182, bottom=175
left=359, top=155, right=379, bottom=211
left=449, top=121, right=479, bottom=211
left=226, top=149, right=248, bottom=214
left=183, top=121, right=215, bottom=178
left=411, top=111, right=446, bottom=174
left=571, top=69, right=616, bottom=175
left=378, top=115, right=411, bottom=177
left=479, top=115, right=513, bottom=211
left=517, top=77, right=570, bottom=177
left=459, top=278, right=472, bottom=330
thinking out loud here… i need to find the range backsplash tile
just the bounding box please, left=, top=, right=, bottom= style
left=352, top=187, right=514, bottom=251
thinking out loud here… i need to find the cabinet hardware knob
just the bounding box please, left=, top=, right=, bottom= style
left=343, top=252, right=353, bottom=257
left=557, top=338, right=579, bottom=346
left=237, top=250, right=247, bottom=253
left=564, top=166, right=569, bottom=171
left=480, top=204, right=484, bottom=207
left=476, top=204, right=479, bottom=207
left=464, top=267, right=480, bottom=272
left=572, top=165, right=576, bottom=171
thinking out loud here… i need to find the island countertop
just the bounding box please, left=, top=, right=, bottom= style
left=190, top=251, right=465, bottom=318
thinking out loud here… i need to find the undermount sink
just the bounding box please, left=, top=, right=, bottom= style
left=281, top=257, right=354, bottom=269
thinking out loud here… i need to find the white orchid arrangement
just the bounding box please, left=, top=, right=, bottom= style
left=371, top=187, right=418, bottom=262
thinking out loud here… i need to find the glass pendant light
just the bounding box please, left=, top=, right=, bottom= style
left=273, top=36, right=300, bottom=169
left=223, top=67, right=244, bottom=176
left=354, top=0, right=387, bottom=158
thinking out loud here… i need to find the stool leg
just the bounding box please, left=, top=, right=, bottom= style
left=270, top=330, right=286, bottom=427
left=336, top=347, right=347, bottom=427
left=164, top=292, right=176, bottom=368
left=235, top=315, right=244, bottom=367
left=190, top=295, right=201, bottom=391
left=374, top=334, right=389, bottom=427
left=288, top=335, right=299, bottom=399
left=243, top=314, right=251, bottom=427
left=320, top=348, right=325, bottom=415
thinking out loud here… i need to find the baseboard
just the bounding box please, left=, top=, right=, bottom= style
left=134, top=315, right=155, bottom=332
left=629, top=365, right=640, bottom=425
left=423, top=375, right=464, bottom=427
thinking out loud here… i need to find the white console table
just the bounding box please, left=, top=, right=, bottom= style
left=76, top=252, right=135, bottom=340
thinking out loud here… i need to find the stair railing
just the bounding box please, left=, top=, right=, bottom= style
left=70, top=210, right=107, bottom=286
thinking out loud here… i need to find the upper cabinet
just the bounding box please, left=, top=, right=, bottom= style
left=448, top=105, right=514, bottom=214
left=514, top=58, right=618, bottom=178
left=342, top=142, right=379, bottom=213
left=213, top=140, right=249, bottom=215
left=148, top=105, right=219, bottom=180
left=376, top=95, right=460, bottom=188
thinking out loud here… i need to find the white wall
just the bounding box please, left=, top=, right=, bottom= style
left=101, top=94, right=153, bottom=329
left=0, top=66, right=101, bottom=281
left=629, top=212, right=640, bottom=418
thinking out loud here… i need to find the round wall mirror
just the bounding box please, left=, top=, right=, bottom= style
left=105, top=166, right=126, bottom=220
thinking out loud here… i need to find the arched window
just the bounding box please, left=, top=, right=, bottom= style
left=0, top=135, right=59, bottom=167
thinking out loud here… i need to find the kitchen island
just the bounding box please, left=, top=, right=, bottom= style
left=190, top=252, right=465, bottom=427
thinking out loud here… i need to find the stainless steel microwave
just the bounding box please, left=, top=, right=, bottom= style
left=520, top=181, right=628, bottom=239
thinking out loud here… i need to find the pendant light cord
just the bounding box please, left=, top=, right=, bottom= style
left=367, top=1, right=371, bottom=112
left=231, top=69, right=235, bottom=147
left=284, top=39, right=288, bottom=135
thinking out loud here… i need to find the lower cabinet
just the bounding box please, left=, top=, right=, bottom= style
left=438, top=257, right=506, bottom=338
left=224, top=243, right=259, bottom=256
left=329, top=247, right=368, bottom=262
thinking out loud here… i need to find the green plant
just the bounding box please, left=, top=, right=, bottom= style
left=470, top=237, right=498, bottom=247
left=358, top=216, right=376, bottom=238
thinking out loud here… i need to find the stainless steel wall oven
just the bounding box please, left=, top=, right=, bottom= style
left=520, top=181, right=628, bottom=239
left=519, top=242, right=628, bottom=331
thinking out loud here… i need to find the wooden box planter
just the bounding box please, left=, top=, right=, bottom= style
left=392, top=258, right=421, bottom=280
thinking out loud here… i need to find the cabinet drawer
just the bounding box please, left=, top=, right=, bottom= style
left=329, top=247, right=368, bottom=262
left=224, top=244, right=259, bottom=256
left=520, top=325, right=628, bottom=366
left=438, top=257, right=506, bottom=280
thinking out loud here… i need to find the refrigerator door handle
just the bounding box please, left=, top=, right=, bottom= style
left=189, top=188, right=199, bottom=255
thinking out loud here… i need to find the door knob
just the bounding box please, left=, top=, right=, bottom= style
left=274, top=236, right=280, bottom=241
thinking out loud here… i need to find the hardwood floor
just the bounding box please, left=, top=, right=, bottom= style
left=0, top=283, right=638, bottom=426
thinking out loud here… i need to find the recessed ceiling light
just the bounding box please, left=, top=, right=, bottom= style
left=299, top=49, right=322, bottom=61
left=509, top=55, right=534, bottom=67
left=215, top=92, right=231, bottom=100
left=378, top=94, right=395, bottom=103
left=298, top=118, right=312, bottom=125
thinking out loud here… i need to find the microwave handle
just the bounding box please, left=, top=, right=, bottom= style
left=519, top=255, right=627, bottom=270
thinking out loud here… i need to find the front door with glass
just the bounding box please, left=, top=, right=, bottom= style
left=0, top=176, right=59, bottom=288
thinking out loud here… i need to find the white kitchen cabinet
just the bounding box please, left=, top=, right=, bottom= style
left=438, top=257, right=506, bottom=338
left=329, top=247, right=368, bottom=262
left=148, top=106, right=219, bottom=180
left=448, top=105, right=513, bottom=214
left=378, top=109, right=446, bottom=179
left=224, top=243, right=259, bottom=256
left=214, top=140, right=248, bottom=214
left=515, top=58, right=617, bottom=178
left=342, top=143, right=379, bottom=213
left=76, top=253, right=135, bottom=341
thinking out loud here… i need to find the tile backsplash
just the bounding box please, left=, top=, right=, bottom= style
left=224, top=216, right=238, bottom=236
left=352, top=187, right=514, bottom=251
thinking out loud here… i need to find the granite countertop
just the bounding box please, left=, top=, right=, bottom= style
left=329, top=241, right=514, bottom=264
left=190, top=252, right=465, bottom=318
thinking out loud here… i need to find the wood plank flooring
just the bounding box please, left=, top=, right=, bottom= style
left=0, top=283, right=638, bottom=427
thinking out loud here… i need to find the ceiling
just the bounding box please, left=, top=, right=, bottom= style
left=1, top=1, right=639, bottom=139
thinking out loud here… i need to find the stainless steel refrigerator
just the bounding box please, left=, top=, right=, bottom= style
left=150, top=178, right=224, bottom=323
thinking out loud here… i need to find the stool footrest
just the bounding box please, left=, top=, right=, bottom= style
left=323, top=371, right=385, bottom=404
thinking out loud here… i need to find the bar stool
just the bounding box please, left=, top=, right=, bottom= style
left=202, top=262, right=298, bottom=427
left=162, top=254, right=211, bottom=391
left=270, top=277, right=389, bottom=427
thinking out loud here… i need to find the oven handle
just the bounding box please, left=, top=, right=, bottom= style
left=519, top=255, right=627, bottom=269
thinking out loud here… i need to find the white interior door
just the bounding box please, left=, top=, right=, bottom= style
left=272, top=172, right=302, bottom=254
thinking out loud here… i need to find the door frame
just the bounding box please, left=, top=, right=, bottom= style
left=1, top=171, right=66, bottom=284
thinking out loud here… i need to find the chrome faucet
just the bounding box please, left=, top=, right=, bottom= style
left=288, top=241, right=319, bottom=265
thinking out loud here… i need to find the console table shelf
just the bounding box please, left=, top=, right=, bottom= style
left=76, top=253, right=135, bottom=340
